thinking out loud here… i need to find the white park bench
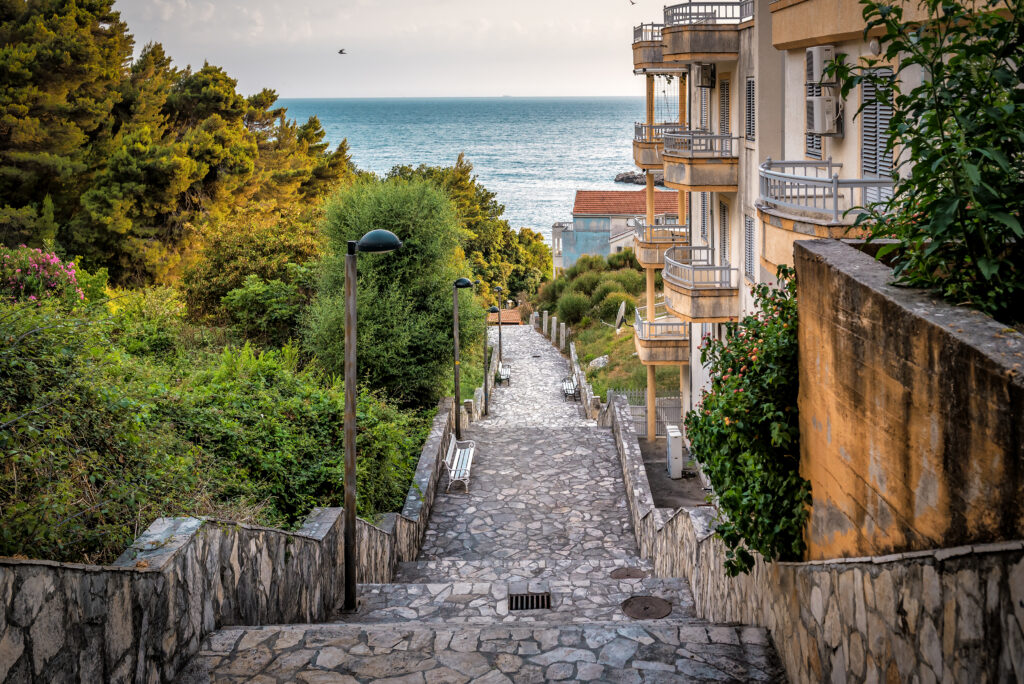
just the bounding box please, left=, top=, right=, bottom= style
left=562, top=375, right=580, bottom=402
left=444, top=435, right=477, bottom=493
left=496, top=361, right=512, bottom=386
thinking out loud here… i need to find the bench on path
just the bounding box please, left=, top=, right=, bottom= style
left=444, top=436, right=477, bottom=493
left=496, top=361, right=511, bottom=386
left=562, top=375, right=580, bottom=402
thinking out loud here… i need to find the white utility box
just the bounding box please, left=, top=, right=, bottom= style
left=666, top=425, right=684, bottom=479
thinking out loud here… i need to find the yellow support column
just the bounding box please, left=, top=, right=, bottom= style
left=647, top=365, right=657, bottom=442
left=646, top=171, right=655, bottom=224
left=645, top=267, right=655, bottom=321
left=678, top=191, right=687, bottom=229
left=646, top=75, right=655, bottom=125
left=679, top=74, right=686, bottom=124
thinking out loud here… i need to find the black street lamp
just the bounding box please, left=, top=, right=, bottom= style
left=493, top=286, right=503, bottom=364
left=453, top=277, right=473, bottom=439
left=343, top=228, right=402, bottom=613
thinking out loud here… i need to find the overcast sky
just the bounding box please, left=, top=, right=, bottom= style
left=116, top=0, right=648, bottom=98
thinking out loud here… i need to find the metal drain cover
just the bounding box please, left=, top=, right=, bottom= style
left=610, top=567, right=648, bottom=580
left=622, top=596, right=672, bottom=619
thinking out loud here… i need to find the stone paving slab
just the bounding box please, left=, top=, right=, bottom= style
left=180, top=622, right=785, bottom=683
left=394, top=558, right=653, bottom=584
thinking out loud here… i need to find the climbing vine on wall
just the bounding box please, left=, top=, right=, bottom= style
left=684, top=266, right=809, bottom=576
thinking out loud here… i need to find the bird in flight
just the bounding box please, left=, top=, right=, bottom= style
left=338, top=49, right=347, bottom=55
left=629, top=0, right=636, bottom=4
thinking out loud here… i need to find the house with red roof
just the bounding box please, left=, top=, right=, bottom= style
left=551, top=190, right=681, bottom=274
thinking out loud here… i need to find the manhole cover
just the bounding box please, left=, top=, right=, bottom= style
left=610, top=567, right=648, bottom=580
left=622, top=596, right=672, bottom=619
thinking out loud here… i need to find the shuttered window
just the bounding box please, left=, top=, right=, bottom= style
left=700, top=192, right=709, bottom=240
left=744, top=215, right=755, bottom=279
left=745, top=78, right=755, bottom=141
left=719, top=80, right=730, bottom=134
left=699, top=88, right=709, bottom=130
left=805, top=83, right=823, bottom=159
left=862, top=68, right=894, bottom=203
left=719, top=202, right=729, bottom=266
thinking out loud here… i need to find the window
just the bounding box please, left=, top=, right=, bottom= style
left=806, top=82, right=823, bottom=159
left=744, top=215, right=756, bottom=279
left=719, top=202, right=729, bottom=265
left=700, top=192, right=709, bottom=240
left=862, top=68, right=894, bottom=203
left=699, top=88, right=709, bottom=130
left=745, top=77, right=756, bottom=141
left=719, top=80, right=730, bottom=134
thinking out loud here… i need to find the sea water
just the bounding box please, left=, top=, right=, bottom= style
left=279, top=97, right=644, bottom=242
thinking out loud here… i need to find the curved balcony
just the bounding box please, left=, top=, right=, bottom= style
left=662, top=1, right=753, bottom=63
left=633, top=220, right=691, bottom=269
left=633, top=122, right=688, bottom=169
left=634, top=303, right=690, bottom=365
left=633, top=23, right=666, bottom=69
left=663, top=245, right=739, bottom=322
left=662, top=132, right=738, bottom=191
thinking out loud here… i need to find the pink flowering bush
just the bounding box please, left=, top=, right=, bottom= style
left=0, top=245, right=84, bottom=305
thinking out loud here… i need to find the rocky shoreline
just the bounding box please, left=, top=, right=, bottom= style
left=614, top=171, right=665, bottom=186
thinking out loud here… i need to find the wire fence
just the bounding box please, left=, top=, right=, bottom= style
left=610, top=389, right=685, bottom=438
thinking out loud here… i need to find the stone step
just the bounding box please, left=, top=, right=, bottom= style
left=331, top=576, right=696, bottom=626
left=394, top=557, right=654, bottom=583
left=181, top=621, right=785, bottom=683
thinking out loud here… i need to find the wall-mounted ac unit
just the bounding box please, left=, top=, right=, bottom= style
left=807, top=95, right=841, bottom=135
left=693, top=63, right=715, bottom=89
left=806, top=45, right=837, bottom=85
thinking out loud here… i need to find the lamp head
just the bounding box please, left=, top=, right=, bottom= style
left=454, top=277, right=473, bottom=289
left=494, top=285, right=502, bottom=293
left=488, top=306, right=499, bottom=313
left=356, top=229, right=402, bottom=254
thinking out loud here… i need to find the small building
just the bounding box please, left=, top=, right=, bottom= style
left=552, top=190, right=681, bottom=274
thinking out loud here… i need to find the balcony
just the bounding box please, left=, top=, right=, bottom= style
left=633, top=220, right=691, bottom=269
left=662, top=1, right=753, bottom=63
left=633, top=122, right=687, bottom=169
left=663, top=245, right=739, bottom=322
left=662, top=132, right=738, bottom=191
left=634, top=302, right=690, bottom=365
left=633, top=23, right=666, bottom=69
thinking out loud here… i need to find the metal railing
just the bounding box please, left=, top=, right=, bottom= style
left=634, top=308, right=690, bottom=341
left=612, top=389, right=684, bottom=438
left=663, top=131, right=736, bottom=157
left=634, top=122, right=689, bottom=143
left=758, top=158, right=894, bottom=223
left=634, top=220, right=690, bottom=244
left=664, top=245, right=737, bottom=289
left=633, top=23, right=664, bottom=42
left=664, top=1, right=752, bottom=26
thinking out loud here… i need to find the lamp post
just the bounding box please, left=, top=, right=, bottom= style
left=343, top=228, right=402, bottom=613
left=493, top=286, right=503, bottom=364
left=453, top=277, right=473, bottom=439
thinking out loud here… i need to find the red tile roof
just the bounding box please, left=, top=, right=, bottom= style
left=487, top=308, right=521, bottom=325
left=572, top=190, right=681, bottom=217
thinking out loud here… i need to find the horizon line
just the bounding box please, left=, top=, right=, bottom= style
left=275, top=94, right=642, bottom=100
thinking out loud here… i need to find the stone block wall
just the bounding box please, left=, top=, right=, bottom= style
left=794, top=240, right=1024, bottom=560
left=608, top=387, right=1024, bottom=682
left=0, top=400, right=456, bottom=683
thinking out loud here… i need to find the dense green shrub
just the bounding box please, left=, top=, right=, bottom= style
left=1, top=245, right=84, bottom=304
left=109, top=287, right=186, bottom=357
left=833, top=0, right=1024, bottom=323
left=607, top=269, right=645, bottom=295
left=607, top=248, right=642, bottom=271
left=556, top=292, right=591, bottom=325
left=565, top=254, right=607, bottom=280
left=684, top=266, right=808, bottom=575
left=590, top=279, right=622, bottom=308
left=222, top=274, right=305, bottom=347
left=569, top=271, right=602, bottom=296
left=597, top=292, right=636, bottom=322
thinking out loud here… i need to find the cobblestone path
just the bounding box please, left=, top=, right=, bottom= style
left=181, top=326, right=784, bottom=683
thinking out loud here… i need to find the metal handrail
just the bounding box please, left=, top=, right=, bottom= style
left=634, top=23, right=664, bottom=42
left=634, top=308, right=690, bottom=340
left=664, top=1, right=751, bottom=26
left=634, top=122, right=689, bottom=143
left=634, top=220, right=690, bottom=244
left=664, top=131, right=737, bottom=157
left=664, top=245, right=737, bottom=289
left=757, top=157, right=894, bottom=223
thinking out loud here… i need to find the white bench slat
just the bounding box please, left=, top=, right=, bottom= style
left=444, top=437, right=476, bottom=493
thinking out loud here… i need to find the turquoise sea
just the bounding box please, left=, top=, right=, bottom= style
left=279, top=97, right=644, bottom=241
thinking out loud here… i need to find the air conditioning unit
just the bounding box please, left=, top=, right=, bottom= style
left=693, top=63, right=715, bottom=89
left=805, top=45, right=837, bottom=85
left=807, top=95, right=841, bottom=135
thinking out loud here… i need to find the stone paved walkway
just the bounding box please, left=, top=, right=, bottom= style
left=181, top=326, right=785, bottom=683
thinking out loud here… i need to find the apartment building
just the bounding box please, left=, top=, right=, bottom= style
left=631, top=0, right=895, bottom=439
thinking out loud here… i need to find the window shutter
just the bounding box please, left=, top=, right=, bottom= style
left=862, top=68, right=894, bottom=203
left=719, top=80, right=730, bottom=134
left=745, top=78, right=756, bottom=141
left=744, top=215, right=755, bottom=279
left=700, top=192, right=708, bottom=240
left=699, top=88, right=709, bottom=131
left=805, top=83, right=822, bottom=159
left=719, top=202, right=729, bottom=265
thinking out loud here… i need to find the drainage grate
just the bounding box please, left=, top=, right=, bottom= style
left=509, top=592, right=552, bottom=611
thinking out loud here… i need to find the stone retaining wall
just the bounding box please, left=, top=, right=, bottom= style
left=0, top=400, right=456, bottom=683
left=607, top=393, right=1024, bottom=682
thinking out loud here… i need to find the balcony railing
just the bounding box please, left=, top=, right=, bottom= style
left=664, top=1, right=752, bottom=26
left=635, top=307, right=690, bottom=341
left=634, top=122, right=689, bottom=143
left=663, top=131, right=736, bottom=157
left=634, top=220, right=690, bottom=244
left=634, top=23, right=664, bottom=42
left=664, top=245, right=737, bottom=289
left=758, top=158, right=894, bottom=223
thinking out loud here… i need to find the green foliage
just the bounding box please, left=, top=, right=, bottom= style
left=306, top=178, right=485, bottom=408
left=832, top=0, right=1024, bottom=323
left=0, top=246, right=84, bottom=305
left=590, top=280, right=622, bottom=308
left=565, top=255, right=608, bottom=280
left=597, top=292, right=636, bottom=322
left=222, top=275, right=304, bottom=347
left=556, top=293, right=591, bottom=325
left=606, top=269, right=645, bottom=296
left=569, top=271, right=603, bottom=296
left=607, top=248, right=642, bottom=271
left=684, top=266, right=809, bottom=575
left=109, top=287, right=186, bottom=357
